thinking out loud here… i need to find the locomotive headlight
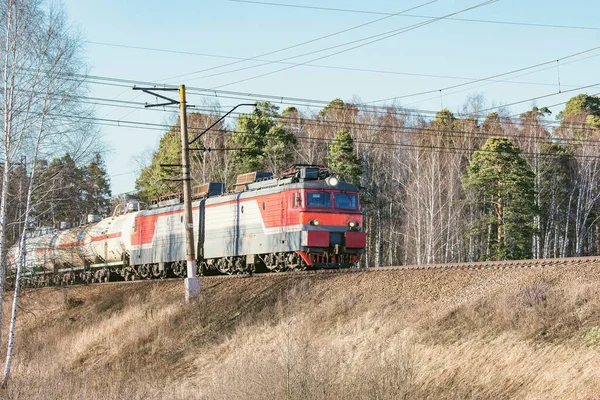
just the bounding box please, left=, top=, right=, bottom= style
left=325, top=176, right=339, bottom=186
left=310, top=219, right=320, bottom=226
left=348, top=221, right=358, bottom=229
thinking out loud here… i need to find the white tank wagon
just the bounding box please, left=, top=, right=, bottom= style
left=78, top=212, right=138, bottom=266
left=8, top=202, right=143, bottom=286
left=6, top=229, right=80, bottom=286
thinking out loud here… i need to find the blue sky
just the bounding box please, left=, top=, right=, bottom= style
left=61, top=0, right=600, bottom=195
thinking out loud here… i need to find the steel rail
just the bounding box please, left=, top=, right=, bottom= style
left=20, top=256, right=600, bottom=292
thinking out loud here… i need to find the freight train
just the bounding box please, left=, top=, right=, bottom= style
left=7, top=166, right=366, bottom=287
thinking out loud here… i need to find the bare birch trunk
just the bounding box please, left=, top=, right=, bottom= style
left=1, top=61, right=52, bottom=387
left=0, top=0, right=17, bottom=344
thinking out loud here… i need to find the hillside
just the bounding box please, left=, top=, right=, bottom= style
left=2, top=263, right=600, bottom=399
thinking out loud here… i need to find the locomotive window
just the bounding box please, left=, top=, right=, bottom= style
left=262, top=202, right=265, bottom=210
left=306, top=192, right=331, bottom=207
left=334, top=193, right=357, bottom=209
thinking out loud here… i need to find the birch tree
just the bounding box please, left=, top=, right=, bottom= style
left=0, top=0, right=95, bottom=387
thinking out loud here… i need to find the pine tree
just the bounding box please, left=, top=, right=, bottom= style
left=83, top=154, right=112, bottom=216
left=47, top=154, right=84, bottom=225
left=463, top=137, right=538, bottom=260
left=135, top=127, right=181, bottom=203
left=231, top=102, right=296, bottom=176
left=328, top=129, right=362, bottom=186
left=558, top=93, right=600, bottom=128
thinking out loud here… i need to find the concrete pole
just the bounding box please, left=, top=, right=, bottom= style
left=179, top=85, right=200, bottom=302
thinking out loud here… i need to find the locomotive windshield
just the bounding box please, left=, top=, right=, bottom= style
left=306, top=192, right=331, bottom=207
left=334, top=193, right=357, bottom=209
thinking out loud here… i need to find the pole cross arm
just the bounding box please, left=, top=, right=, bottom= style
left=133, top=86, right=179, bottom=108
left=189, top=102, right=257, bottom=146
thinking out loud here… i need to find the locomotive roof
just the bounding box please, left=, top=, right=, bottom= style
left=206, top=179, right=358, bottom=204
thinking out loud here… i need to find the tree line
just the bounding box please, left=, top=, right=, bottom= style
left=136, top=94, right=600, bottom=266
left=3, top=153, right=111, bottom=241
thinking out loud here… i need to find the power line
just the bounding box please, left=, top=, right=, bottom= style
left=43, top=105, right=600, bottom=149
left=159, top=0, right=438, bottom=82
left=227, top=0, right=600, bottom=32
left=204, top=0, right=499, bottom=89
left=293, top=136, right=600, bottom=160
left=478, top=82, right=600, bottom=113
left=47, top=69, right=589, bottom=121
left=62, top=87, right=600, bottom=133
left=28, top=68, right=597, bottom=130
left=16, top=76, right=598, bottom=139
left=401, top=52, right=600, bottom=109
left=368, top=45, right=600, bottom=104
left=80, top=98, right=600, bottom=139
left=85, top=40, right=586, bottom=91
left=85, top=117, right=600, bottom=160
left=508, top=91, right=600, bottom=118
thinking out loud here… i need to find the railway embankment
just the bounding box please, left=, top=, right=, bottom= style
left=3, top=261, right=600, bottom=399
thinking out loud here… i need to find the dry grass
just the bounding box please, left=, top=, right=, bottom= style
left=1, top=264, right=599, bottom=399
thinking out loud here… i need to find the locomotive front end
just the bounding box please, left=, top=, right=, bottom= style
left=293, top=177, right=366, bottom=268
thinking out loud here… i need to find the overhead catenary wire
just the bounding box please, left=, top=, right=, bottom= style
left=42, top=63, right=598, bottom=121
left=47, top=96, right=600, bottom=144
left=78, top=85, right=600, bottom=131
left=227, top=0, right=600, bottom=32
left=82, top=98, right=600, bottom=135
left=62, top=89, right=600, bottom=140
left=477, top=82, right=600, bottom=113
left=43, top=110, right=600, bottom=161
left=368, top=45, right=600, bottom=104
left=21, top=67, right=600, bottom=135
left=292, top=136, right=600, bottom=160
left=85, top=40, right=587, bottom=91
left=14, top=76, right=600, bottom=135
left=400, top=52, right=600, bottom=109
left=87, top=117, right=600, bottom=160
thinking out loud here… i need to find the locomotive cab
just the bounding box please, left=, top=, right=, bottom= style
left=288, top=179, right=366, bottom=268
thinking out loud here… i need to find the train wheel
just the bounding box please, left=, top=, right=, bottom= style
left=286, top=253, right=306, bottom=271
left=151, top=264, right=167, bottom=279
left=171, top=261, right=186, bottom=278
left=216, top=258, right=231, bottom=274
left=197, top=261, right=208, bottom=276
left=234, top=257, right=246, bottom=274
left=138, top=264, right=151, bottom=279
left=265, top=253, right=285, bottom=272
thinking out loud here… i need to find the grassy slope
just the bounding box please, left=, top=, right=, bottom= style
left=2, top=264, right=600, bottom=399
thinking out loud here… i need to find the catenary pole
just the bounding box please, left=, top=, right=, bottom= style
left=132, top=84, right=200, bottom=302
left=179, top=85, right=200, bottom=302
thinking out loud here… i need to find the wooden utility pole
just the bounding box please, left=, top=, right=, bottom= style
left=179, top=85, right=200, bottom=301
left=133, top=85, right=200, bottom=302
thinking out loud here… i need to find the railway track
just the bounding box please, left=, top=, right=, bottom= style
left=201, top=255, right=600, bottom=279
left=25, top=256, right=600, bottom=290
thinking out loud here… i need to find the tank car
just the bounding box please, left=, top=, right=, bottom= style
left=9, top=204, right=142, bottom=286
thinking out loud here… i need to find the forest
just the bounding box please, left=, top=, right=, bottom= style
left=135, top=94, right=600, bottom=266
